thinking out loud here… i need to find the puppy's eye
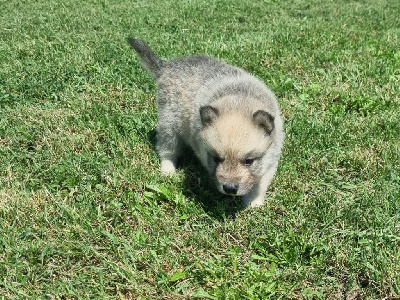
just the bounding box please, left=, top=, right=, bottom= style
left=213, top=156, right=224, bottom=164
left=244, top=158, right=254, bottom=166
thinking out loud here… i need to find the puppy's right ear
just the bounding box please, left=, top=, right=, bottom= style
left=200, top=106, right=219, bottom=127
left=253, top=110, right=275, bottom=135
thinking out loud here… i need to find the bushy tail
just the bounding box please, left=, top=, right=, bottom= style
left=127, top=37, right=163, bottom=78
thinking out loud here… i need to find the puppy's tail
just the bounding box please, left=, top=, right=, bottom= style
left=127, top=37, right=163, bottom=78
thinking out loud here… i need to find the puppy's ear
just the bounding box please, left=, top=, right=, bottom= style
left=200, top=106, right=219, bottom=126
left=253, top=110, right=275, bottom=135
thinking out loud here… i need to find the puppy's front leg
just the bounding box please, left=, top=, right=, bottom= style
left=242, top=163, right=278, bottom=208
left=156, top=127, right=182, bottom=175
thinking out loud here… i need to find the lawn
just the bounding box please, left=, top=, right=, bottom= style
left=1, top=0, right=399, bottom=298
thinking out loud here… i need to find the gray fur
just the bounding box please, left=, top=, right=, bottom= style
left=253, top=110, right=275, bottom=135
left=126, top=38, right=163, bottom=78
left=128, top=38, right=285, bottom=208
left=200, top=106, right=219, bottom=127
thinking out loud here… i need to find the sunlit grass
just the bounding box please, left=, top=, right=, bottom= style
left=0, top=0, right=399, bottom=298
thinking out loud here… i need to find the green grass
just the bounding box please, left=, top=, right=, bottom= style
left=1, top=0, right=399, bottom=298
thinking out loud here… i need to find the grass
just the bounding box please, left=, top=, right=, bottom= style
left=1, top=0, right=399, bottom=298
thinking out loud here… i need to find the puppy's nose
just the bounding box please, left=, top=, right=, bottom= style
left=223, top=183, right=239, bottom=195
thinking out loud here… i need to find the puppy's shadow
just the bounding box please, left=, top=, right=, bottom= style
left=147, top=129, right=243, bottom=220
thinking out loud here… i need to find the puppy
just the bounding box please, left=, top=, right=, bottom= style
left=127, top=38, right=284, bottom=207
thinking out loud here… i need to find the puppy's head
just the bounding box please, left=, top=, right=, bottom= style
left=199, top=105, right=275, bottom=196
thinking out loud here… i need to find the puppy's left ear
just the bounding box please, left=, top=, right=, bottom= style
left=200, top=106, right=219, bottom=127
left=253, top=110, right=275, bottom=135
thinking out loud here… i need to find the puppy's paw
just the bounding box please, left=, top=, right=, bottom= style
left=249, top=198, right=265, bottom=208
left=242, top=195, right=265, bottom=208
left=160, top=159, right=176, bottom=175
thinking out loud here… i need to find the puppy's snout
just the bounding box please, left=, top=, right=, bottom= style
left=222, top=183, right=239, bottom=195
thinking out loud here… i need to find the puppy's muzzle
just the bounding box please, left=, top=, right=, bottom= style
left=222, top=183, right=239, bottom=195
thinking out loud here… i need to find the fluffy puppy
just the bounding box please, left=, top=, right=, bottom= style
left=128, top=38, right=284, bottom=207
